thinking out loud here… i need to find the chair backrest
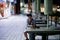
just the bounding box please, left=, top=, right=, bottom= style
left=35, top=19, right=47, bottom=28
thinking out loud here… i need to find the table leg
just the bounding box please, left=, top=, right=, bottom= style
left=42, top=35, right=48, bottom=40
left=29, top=33, right=35, bottom=40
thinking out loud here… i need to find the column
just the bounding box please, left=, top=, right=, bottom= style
left=44, top=0, right=53, bottom=28
left=37, top=0, right=41, bottom=18
left=35, top=0, right=37, bottom=13
left=16, top=0, right=20, bottom=14
left=35, top=0, right=40, bottom=13
left=35, top=0, right=40, bottom=18
left=37, top=0, right=41, bottom=13
left=44, top=0, right=53, bottom=15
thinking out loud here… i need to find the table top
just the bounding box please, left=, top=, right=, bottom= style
left=26, top=27, right=60, bottom=35
left=26, top=27, right=60, bottom=31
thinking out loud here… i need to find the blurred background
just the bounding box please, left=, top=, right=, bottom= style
left=0, top=0, right=60, bottom=40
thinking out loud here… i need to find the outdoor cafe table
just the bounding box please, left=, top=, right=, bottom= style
left=26, top=27, right=60, bottom=40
